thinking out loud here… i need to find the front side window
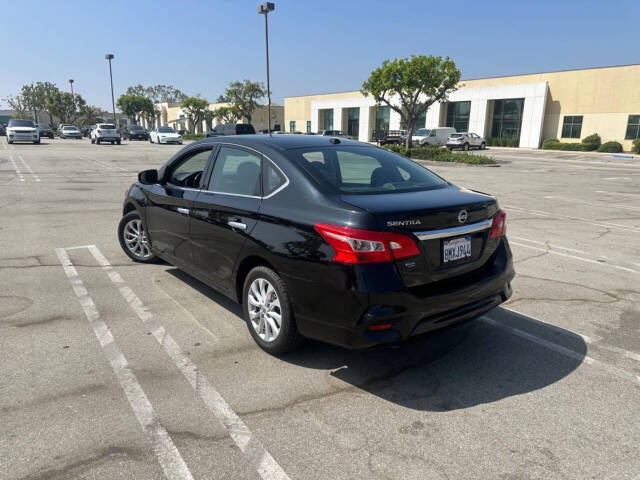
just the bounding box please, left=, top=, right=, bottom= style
left=292, top=146, right=447, bottom=194
left=625, top=115, right=640, bottom=140
left=167, top=149, right=212, bottom=188
left=561, top=115, right=583, bottom=139
left=208, top=147, right=261, bottom=196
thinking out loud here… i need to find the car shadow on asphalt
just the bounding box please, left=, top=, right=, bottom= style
left=166, top=267, right=585, bottom=411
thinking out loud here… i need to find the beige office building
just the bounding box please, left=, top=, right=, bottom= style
left=148, top=102, right=284, bottom=133
left=284, top=64, right=640, bottom=151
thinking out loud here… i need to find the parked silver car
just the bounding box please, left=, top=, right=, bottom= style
left=446, top=132, right=486, bottom=150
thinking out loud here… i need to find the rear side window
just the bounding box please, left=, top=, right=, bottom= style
left=290, top=146, right=446, bottom=194
left=263, top=160, right=286, bottom=196
left=208, top=147, right=261, bottom=196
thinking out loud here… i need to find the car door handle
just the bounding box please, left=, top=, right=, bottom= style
left=177, top=207, right=190, bottom=215
left=227, top=221, right=247, bottom=230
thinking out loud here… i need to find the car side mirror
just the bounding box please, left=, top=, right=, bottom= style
left=138, top=169, right=158, bottom=185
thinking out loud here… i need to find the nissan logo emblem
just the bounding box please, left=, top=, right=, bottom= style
left=458, top=210, right=468, bottom=223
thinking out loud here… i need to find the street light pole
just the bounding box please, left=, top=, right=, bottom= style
left=69, top=79, right=75, bottom=110
left=258, top=2, right=275, bottom=136
left=105, top=54, right=117, bottom=127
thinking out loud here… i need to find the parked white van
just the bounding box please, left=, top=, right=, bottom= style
left=411, top=127, right=456, bottom=146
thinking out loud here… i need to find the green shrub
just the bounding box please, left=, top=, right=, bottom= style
left=597, top=141, right=623, bottom=153
left=632, top=138, right=640, bottom=154
left=542, top=138, right=559, bottom=149
left=559, top=143, right=586, bottom=151
left=406, top=145, right=443, bottom=160
left=581, top=133, right=601, bottom=151
left=382, top=144, right=495, bottom=164
left=182, top=133, right=205, bottom=140
left=381, top=143, right=408, bottom=156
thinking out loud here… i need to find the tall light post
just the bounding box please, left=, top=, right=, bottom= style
left=105, top=54, right=117, bottom=126
left=69, top=79, right=75, bottom=111
left=258, top=2, right=274, bottom=136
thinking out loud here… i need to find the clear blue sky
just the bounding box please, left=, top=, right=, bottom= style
left=1, top=0, right=638, bottom=111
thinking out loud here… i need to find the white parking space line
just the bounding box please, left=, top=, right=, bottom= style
left=544, top=195, right=640, bottom=213
left=8, top=155, right=25, bottom=182
left=151, top=272, right=220, bottom=341
left=596, top=190, right=640, bottom=199
left=510, top=240, right=639, bottom=274
left=505, top=205, right=640, bottom=234
left=509, top=236, right=592, bottom=255
left=480, top=316, right=640, bottom=386
left=500, top=307, right=640, bottom=363
left=18, top=155, right=41, bottom=182
left=55, top=248, right=195, bottom=480
left=85, top=245, right=291, bottom=480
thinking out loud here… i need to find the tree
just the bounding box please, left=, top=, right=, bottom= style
left=203, top=109, right=217, bottom=131
left=78, top=105, right=103, bottom=126
left=215, top=105, right=239, bottom=124
left=146, top=84, right=187, bottom=103
left=361, top=55, right=461, bottom=149
left=117, top=94, right=155, bottom=124
left=181, top=96, right=209, bottom=133
left=3, top=94, right=29, bottom=117
left=221, top=80, right=266, bottom=124
left=126, top=84, right=146, bottom=97
left=45, top=91, right=86, bottom=124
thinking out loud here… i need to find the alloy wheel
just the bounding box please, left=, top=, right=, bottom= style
left=122, top=218, right=152, bottom=259
left=247, top=278, right=282, bottom=342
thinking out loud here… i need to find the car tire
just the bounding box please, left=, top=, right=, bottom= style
left=463, top=143, right=469, bottom=151
left=91, top=138, right=95, bottom=144
left=117, top=140, right=121, bottom=145
left=149, top=137, right=153, bottom=143
left=7, top=139, right=12, bottom=144
left=33, top=140, right=40, bottom=144
left=480, top=142, right=486, bottom=150
left=118, top=211, right=158, bottom=263
left=242, top=266, right=304, bottom=355
left=97, top=139, right=101, bottom=144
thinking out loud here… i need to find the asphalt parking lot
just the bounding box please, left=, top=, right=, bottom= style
left=1, top=138, right=639, bottom=480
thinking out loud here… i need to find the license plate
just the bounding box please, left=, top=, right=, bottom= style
left=443, top=236, right=471, bottom=263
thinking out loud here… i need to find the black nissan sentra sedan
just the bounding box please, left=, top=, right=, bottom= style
left=118, top=135, right=514, bottom=354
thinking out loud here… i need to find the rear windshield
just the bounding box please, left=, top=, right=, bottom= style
left=130, top=125, right=144, bottom=130
left=450, top=134, right=464, bottom=138
left=9, top=120, right=35, bottom=127
left=99, top=124, right=116, bottom=129
left=63, top=126, right=77, bottom=130
left=288, top=146, right=447, bottom=194
left=158, top=127, right=175, bottom=133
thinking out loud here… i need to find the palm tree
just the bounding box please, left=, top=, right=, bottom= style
left=78, top=105, right=103, bottom=126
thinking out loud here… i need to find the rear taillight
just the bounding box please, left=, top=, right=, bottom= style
left=489, top=210, right=507, bottom=238
left=314, top=223, right=420, bottom=264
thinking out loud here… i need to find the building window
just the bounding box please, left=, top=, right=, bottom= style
left=625, top=115, right=640, bottom=140
left=321, top=109, right=333, bottom=130
left=347, top=107, right=360, bottom=138
left=306, top=121, right=311, bottom=133
left=561, top=115, right=583, bottom=139
left=375, top=106, right=390, bottom=131
left=289, top=120, right=295, bottom=133
left=416, top=109, right=427, bottom=130
left=445, top=101, right=471, bottom=133
left=491, top=99, right=525, bottom=139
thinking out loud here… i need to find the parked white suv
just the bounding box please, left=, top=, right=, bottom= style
left=6, top=119, right=40, bottom=144
left=447, top=132, right=486, bottom=150
left=91, top=123, right=121, bottom=145
left=412, top=127, right=456, bottom=146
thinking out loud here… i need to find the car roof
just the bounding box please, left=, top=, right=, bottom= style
left=190, top=134, right=363, bottom=151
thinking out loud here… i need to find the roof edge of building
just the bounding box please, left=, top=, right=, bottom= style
left=284, top=63, right=640, bottom=100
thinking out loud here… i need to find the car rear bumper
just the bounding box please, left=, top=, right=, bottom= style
left=285, top=238, right=515, bottom=349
